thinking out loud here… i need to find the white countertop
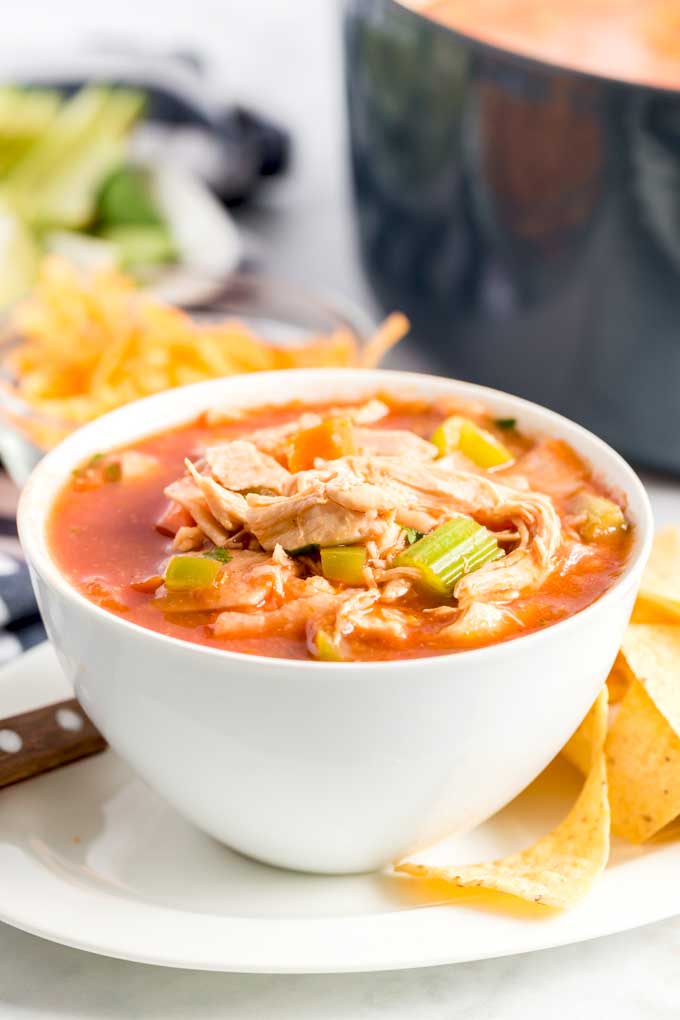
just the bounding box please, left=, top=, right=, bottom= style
left=2, top=1, right=680, bottom=1015
left=0, top=909, right=678, bottom=1020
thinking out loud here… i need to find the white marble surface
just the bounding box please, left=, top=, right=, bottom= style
left=0, top=912, right=679, bottom=1020
left=2, top=0, right=680, bottom=1015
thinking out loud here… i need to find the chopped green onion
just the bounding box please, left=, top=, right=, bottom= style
left=320, top=545, right=367, bottom=585
left=203, top=547, right=232, bottom=563
left=394, top=516, right=504, bottom=596
left=431, top=416, right=513, bottom=468
left=494, top=417, right=517, bottom=430
left=311, top=629, right=344, bottom=661
left=72, top=452, right=105, bottom=478
left=164, top=555, right=222, bottom=592
left=404, top=527, right=425, bottom=545
left=104, top=461, right=122, bottom=482
left=571, top=492, right=626, bottom=542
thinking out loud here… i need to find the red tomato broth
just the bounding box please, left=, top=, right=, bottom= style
left=48, top=396, right=633, bottom=661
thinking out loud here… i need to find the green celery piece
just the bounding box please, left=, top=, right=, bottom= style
left=320, top=545, right=367, bottom=585
left=312, top=629, right=345, bottom=662
left=394, top=516, right=504, bottom=596
left=100, top=223, right=177, bottom=269
left=164, top=555, right=221, bottom=592
left=7, top=87, right=120, bottom=190
left=0, top=87, right=61, bottom=177
left=96, top=165, right=164, bottom=227
left=32, top=138, right=125, bottom=228
left=7, top=86, right=145, bottom=228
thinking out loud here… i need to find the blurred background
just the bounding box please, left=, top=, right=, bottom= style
left=0, top=0, right=369, bottom=306
left=2, top=0, right=680, bottom=480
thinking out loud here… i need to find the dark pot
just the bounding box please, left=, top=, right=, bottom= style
left=345, top=0, right=680, bottom=471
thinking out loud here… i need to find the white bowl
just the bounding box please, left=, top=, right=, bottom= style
left=18, top=369, right=653, bottom=874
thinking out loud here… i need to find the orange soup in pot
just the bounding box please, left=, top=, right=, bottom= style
left=419, top=0, right=680, bottom=90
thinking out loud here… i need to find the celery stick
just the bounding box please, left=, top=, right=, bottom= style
left=7, top=86, right=145, bottom=228
left=320, top=545, right=367, bottom=585
left=430, top=416, right=463, bottom=457
left=395, top=516, right=504, bottom=596
left=164, top=555, right=221, bottom=592
left=311, top=629, right=344, bottom=662
left=431, top=416, right=513, bottom=468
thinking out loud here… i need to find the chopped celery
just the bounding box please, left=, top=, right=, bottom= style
left=430, top=416, right=463, bottom=457
left=395, top=516, right=504, bottom=596
left=572, top=492, right=626, bottom=542
left=311, top=629, right=344, bottom=662
left=320, top=545, right=367, bottom=585
left=431, top=416, right=513, bottom=468
left=164, top=555, right=221, bottom=592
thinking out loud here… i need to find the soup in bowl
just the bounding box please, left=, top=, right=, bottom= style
left=18, top=369, right=652, bottom=873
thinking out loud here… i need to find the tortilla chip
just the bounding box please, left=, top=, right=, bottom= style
left=635, top=527, right=680, bottom=623
left=397, top=688, right=609, bottom=909
left=607, top=624, right=680, bottom=842
left=631, top=597, right=680, bottom=625
left=562, top=685, right=610, bottom=773
left=606, top=650, right=635, bottom=705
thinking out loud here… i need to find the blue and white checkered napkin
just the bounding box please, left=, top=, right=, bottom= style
left=0, top=477, right=46, bottom=665
left=0, top=550, right=45, bottom=664
left=0, top=552, right=45, bottom=664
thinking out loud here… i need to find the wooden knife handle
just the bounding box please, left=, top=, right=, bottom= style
left=0, top=698, right=107, bottom=789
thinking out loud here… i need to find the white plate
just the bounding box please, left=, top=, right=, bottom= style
left=0, top=643, right=678, bottom=974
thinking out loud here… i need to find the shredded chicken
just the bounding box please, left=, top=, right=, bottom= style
left=436, top=602, right=518, bottom=645
left=353, top=428, right=436, bottom=460
left=214, top=588, right=336, bottom=638
left=156, top=399, right=579, bottom=656
left=205, top=440, right=291, bottom=494
left=245, top=487, right=396, bottom=552
left=119, top=451, right=159, bottom=481
left=184, top=460, right=247, bottom=531
left=172, top=525, right=204, bottom=552
left=163, top=477, right=230, bottom=547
